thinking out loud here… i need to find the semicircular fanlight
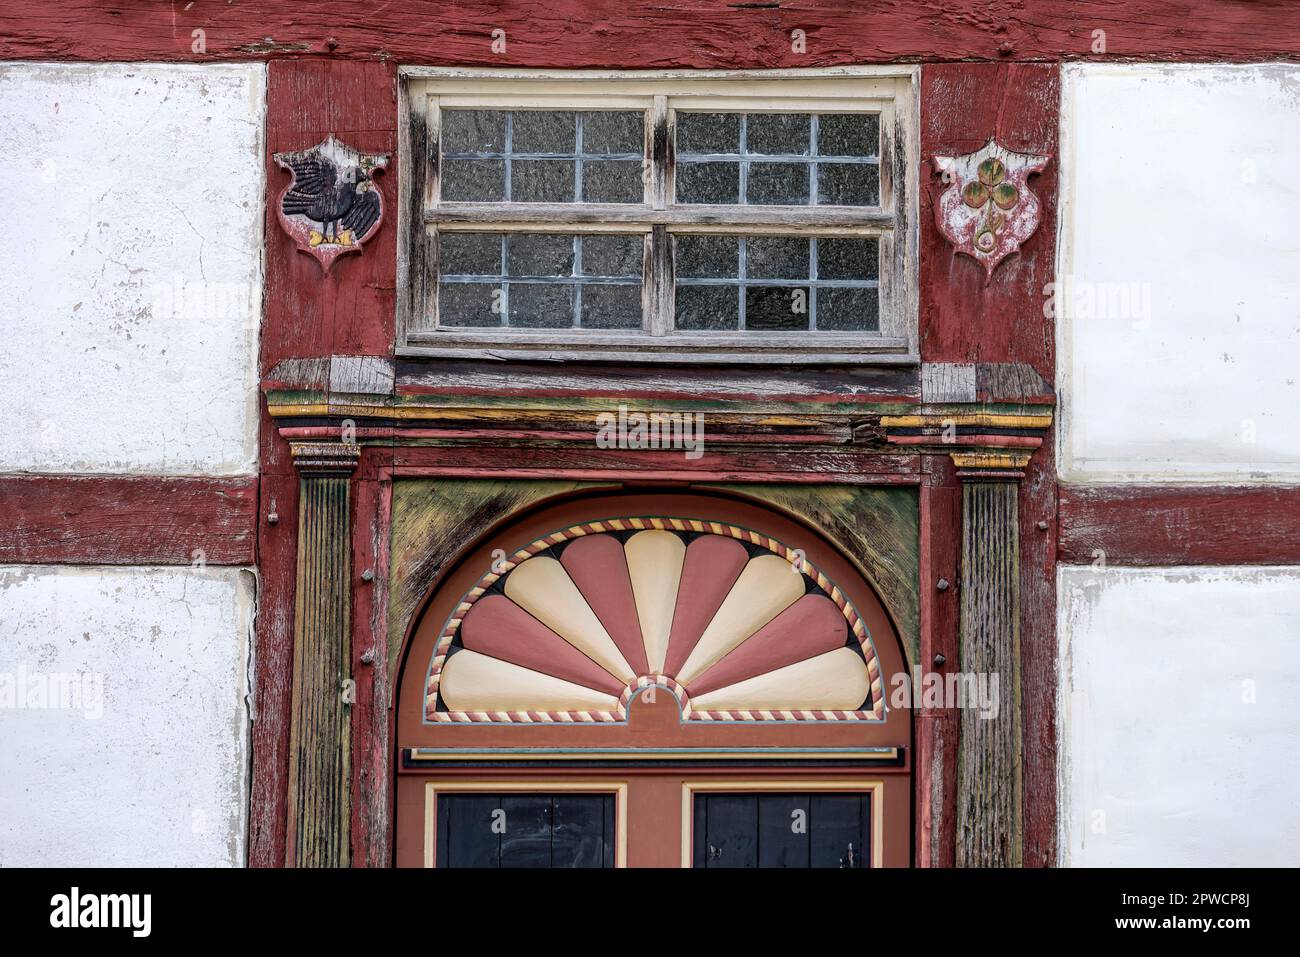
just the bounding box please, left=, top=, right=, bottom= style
left=426, top=517, right=884, bottom=724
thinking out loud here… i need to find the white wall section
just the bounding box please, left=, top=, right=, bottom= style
left=0, top=566, right=254, bottom=867
left=0, top=63, right=265, bottom=475
left=1057, top=64, right=1300, bottom=481
left=1058, top=566, right=1300, bottom=866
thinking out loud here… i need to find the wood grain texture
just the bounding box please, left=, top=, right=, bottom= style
left=5, top=2, right=1300, bottom=63
left=1059, top=484, right=1300, bottom=566
left=286, top=475, right=353, bottom=867
left=956, top=480, right=1022, bottom=868
left=0, top=474, right=256, bottom=565
left=920, top=63, right=1059, bottom=868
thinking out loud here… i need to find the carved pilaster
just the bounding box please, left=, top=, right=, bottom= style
left=286, top=441, right=359, bottom=867
left=955, top=476, right=1022, bottom=867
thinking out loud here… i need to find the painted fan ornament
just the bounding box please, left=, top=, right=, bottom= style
left=425, top=520, right=884, bottom=723
left=273, top=135, right=389, bottom=272
left=933, top=138, right=1049, bottom=279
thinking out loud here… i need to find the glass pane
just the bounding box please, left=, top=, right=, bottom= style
left=672, top=235, right=879, bottom=334
left=441, top=159, right=505, bottom=202
left=675, top=235, right=739, bottom=279
left=512, top=110, right=576, bottom=154
left=440, top=232, right=501, bottom=276
left=677, top=162, right=740, bottom=204
left=581, top=284, right=642, bottom=329
left=675, top=285, right=739, bottom=331
left=439, top=282, right=501, bottom=327
left=747, top=114, right=810, bottom=155
left=582, top=160, right=643, bottom=203
left=442, top=110, right=506, bottom=154
left=674, top=111, right=880, bottom=208
left=582, top=111, right=642, bottom=154
left=677, top=112, right=740, bottom=154
left=818, top=163, right=879, bottom=206
left=508, top=283, right=573, bottom=328
left=747, top=163, right=809, bottom=205
left=818, top=238, right=878, bottom=281
left=581, top=235, right=642, bottom=278
left=512, top=159, right=575, bottom=202
left=746, top=286, right=811, bottom=331
left=506, top=233, right=573, bottom=277
left=746, top=237, right=808, bottom=280
left=818, top=114, right=879, bottom=158
left=818, top=287, right=879, bottom=332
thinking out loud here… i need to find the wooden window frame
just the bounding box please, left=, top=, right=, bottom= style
left=398, top=67, right=920, bottom=364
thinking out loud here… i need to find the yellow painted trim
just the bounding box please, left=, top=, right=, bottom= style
left=880, top=413, right=1053, bottom=429
left=679, top=779, right=884, bottom=869
left=422, top=780, right=628, bottom=868
left=950, top=451, right=1033, bottom=469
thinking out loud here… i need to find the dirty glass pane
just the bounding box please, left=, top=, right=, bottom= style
left=582, top=111, right=643, bottom=154
left=747, top=114, right=810, bottom=155
left=674, top=235, right=740, bottom=279
left=677, top=162, right=740, bottom=204
left=675, top=285, right=740, bottom=331
left=818, top=114, right=878, bottom=158
left=817, top=163, right=879, bottom=207
left=746, top=286, right=811, bottom=331
left=677, top=112, right=740, bottom=154
left=509, top=284, right=574, bottom=328
left=817, top=287, right=879, bottom=331
left=581, top=284, right=643, bottom=329
left=439, top=283, right=501, bottom=327
left=512, top=110, right=577, bottom=154
left=441, top=159, right=505, bottom=201
left=512, top=159, right=575, bottom=203
left=506, top=233, right=574, bottom=277
left=817, top=238, right=878, bottom=281
left=439, top=232, right=501, bottom=276
left=746, top=237, right=808, bottom=280
left=582, top=160, right=643, bottom=203
left=581, top=235, right=642, bottom=278
left=747, top=163, right=809, bottom=205
left=442, top=110, right=507, bottom=153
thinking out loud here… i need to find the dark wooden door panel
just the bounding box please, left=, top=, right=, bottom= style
left=694, top=791, right=870, bottom=868
left=436, top=793, right=615, bottom=868
left=809, top=793, right=868, bottom=868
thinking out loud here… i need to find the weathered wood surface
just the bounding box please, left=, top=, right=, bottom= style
left=921, top=63, right=1059, bottom=867
left=956, top=480, right=1022, bottom=868
left=0, top=474, right=257, bottom=565
left=4, top=2, right=1300, bottom=63
left=286, top=475, right=354, bottom=867
left=1059, top=484, right=1300, bottom=566
left=250, top=59, right=398, bottom=868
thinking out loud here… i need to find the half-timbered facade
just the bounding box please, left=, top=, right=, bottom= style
left=2, top=2, right=1298, bottom=868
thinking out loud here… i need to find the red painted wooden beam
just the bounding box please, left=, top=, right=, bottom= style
left=2, top=1, right=1299, bottom=64
left=1059, top=484, right=1300, bottom=566
left=0, top=474, right=258, bottom=566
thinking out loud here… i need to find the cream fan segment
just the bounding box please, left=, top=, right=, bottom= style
left=439, top=649, right=622, bottom=713
left=503, top=556, right=636, bottom=682
left=675, top=553, right=805, bottom=686
left=624, top=530, right=686, bottom=674
left=688, top=646, right=870, bottom=713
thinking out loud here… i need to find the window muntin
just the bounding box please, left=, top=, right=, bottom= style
left=400, top=69, right=918, bottom=361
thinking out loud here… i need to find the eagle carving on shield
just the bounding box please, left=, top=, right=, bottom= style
left=274, top=135, right=389, bottom=272
left=933, top=138, right=1049, bottom=280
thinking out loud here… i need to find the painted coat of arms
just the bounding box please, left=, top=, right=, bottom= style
left=933, top=139, right=1049, bottom=279
left=274, top=135, right=389, bottom=272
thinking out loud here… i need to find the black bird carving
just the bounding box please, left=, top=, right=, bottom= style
left=281, top=154, right=381, bottom=245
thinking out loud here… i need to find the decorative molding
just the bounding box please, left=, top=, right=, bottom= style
left=423, top=517, right=886, bottom=724
left=288, top=441, right=360, bottom=475
left=273, top=135, right=389, bottom=273
left=933, top=139, right=1049, bottom=279
left=882, top=409, right=1053, bottom=479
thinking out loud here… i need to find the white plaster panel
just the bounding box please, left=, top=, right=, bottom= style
left=1058, top=566, right=1300, bottom=866
left=1058, top=64, right=1300, bottom=480
left=0, top=566, right=254, bottom=867
left=0, top=63, right=265, bottom=474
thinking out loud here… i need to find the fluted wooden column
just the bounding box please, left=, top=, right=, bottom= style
left=286, top=441, right=359, bottom=867
left=955, top=456, right=1024, bottom=867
